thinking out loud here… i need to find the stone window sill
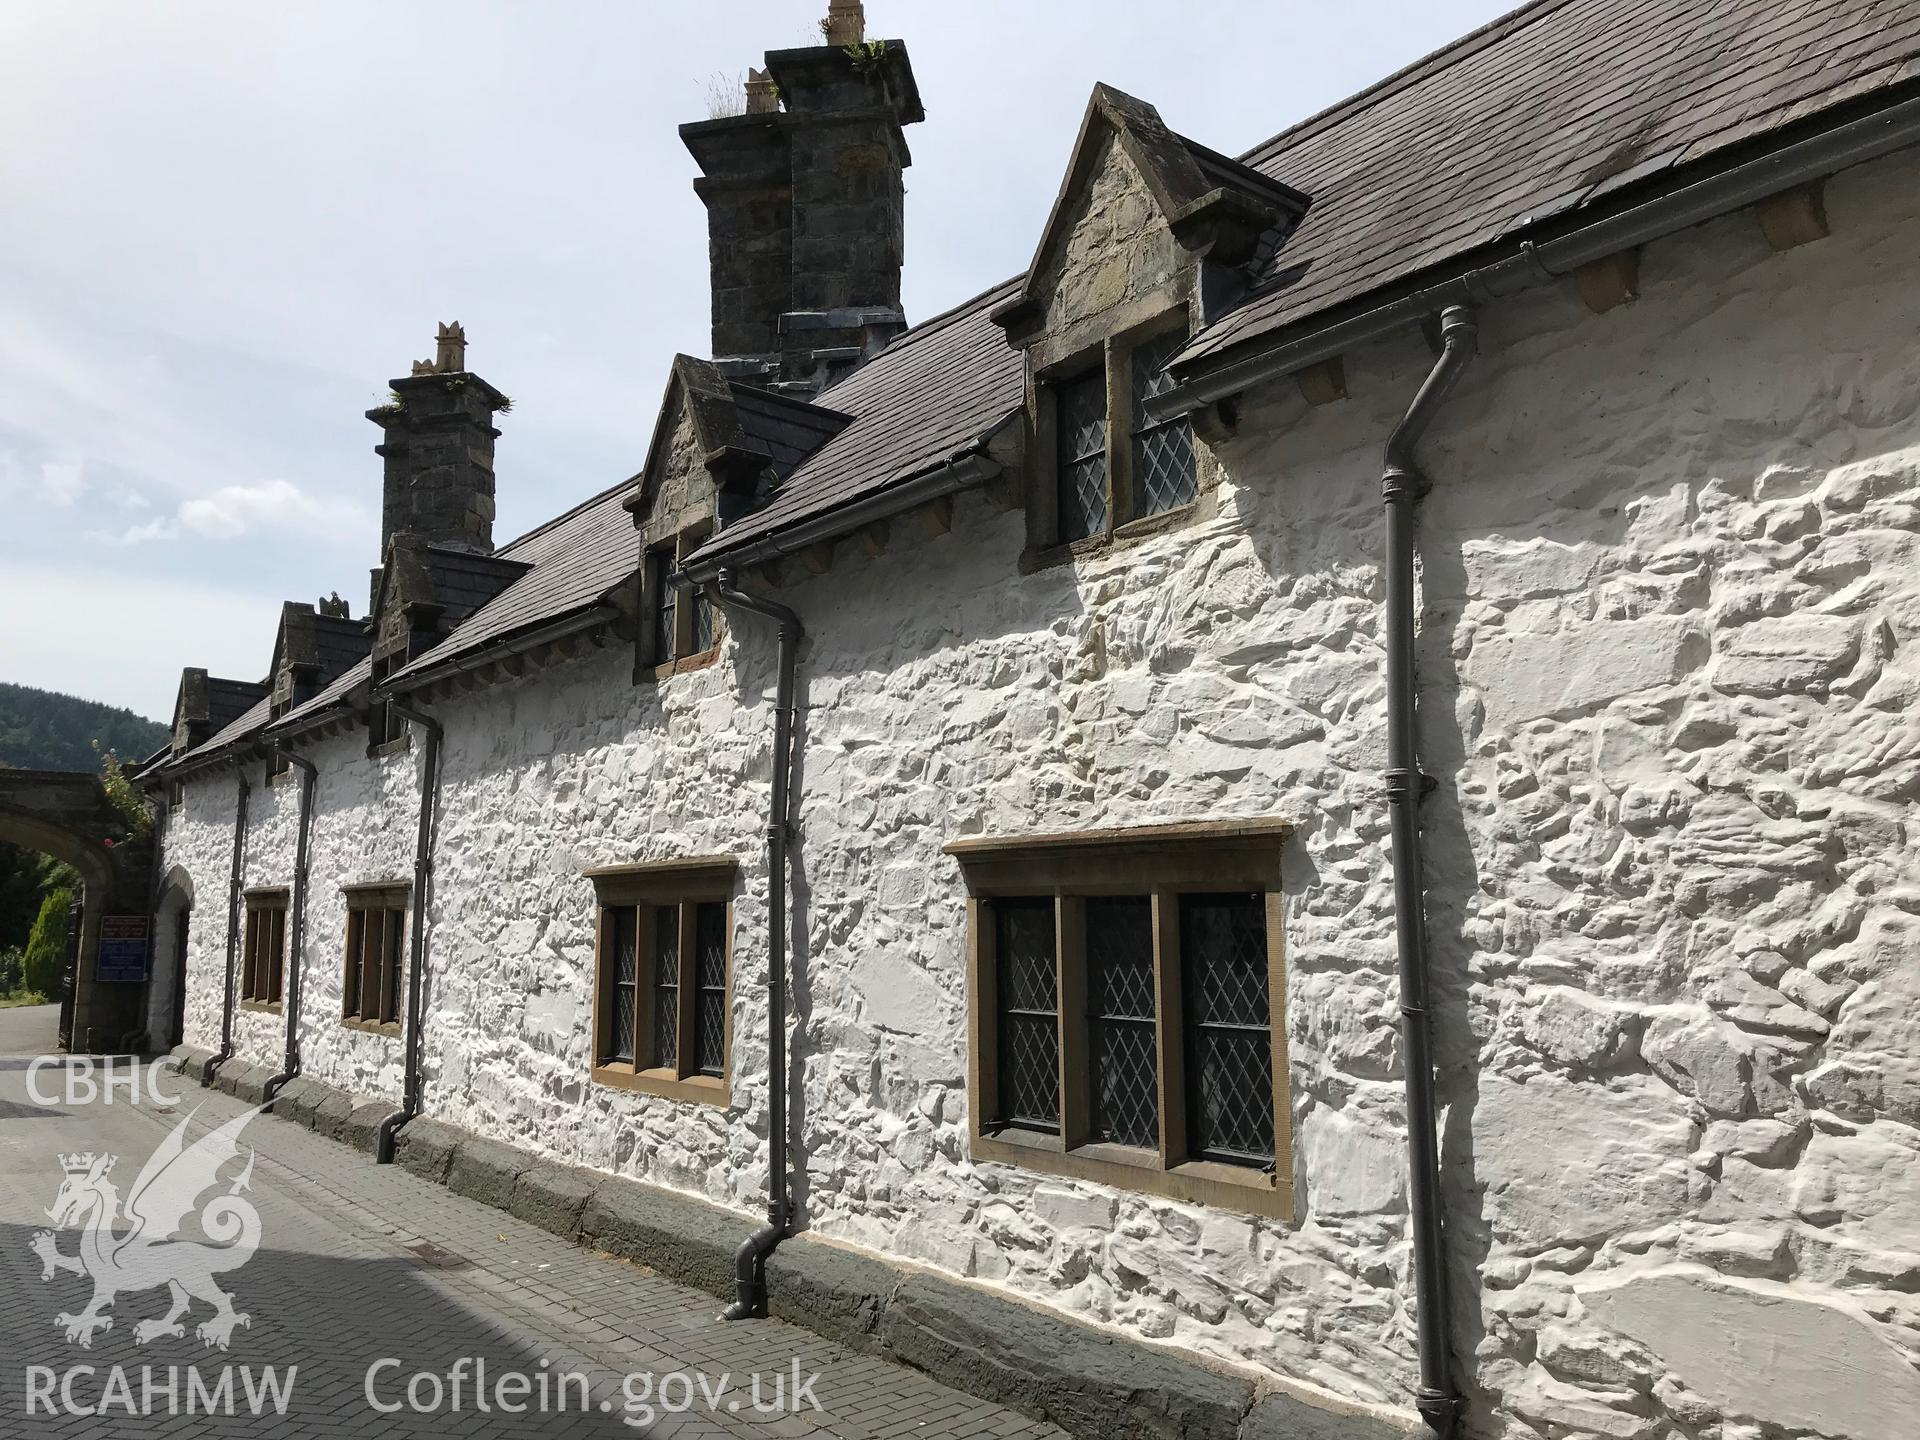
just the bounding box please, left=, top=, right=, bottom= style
left=1023, top=499, right=1201, bottom=573
left=342, top=1016, right=402, bottom=1038
left=640, top=645, right=723, bottom=684
left=592, top=1062, right=729, bottom=1108
left=972, top=1124, right=1290, bottom=1220
left=367, top=735, right=412, bottom=761
left=240, top=1000, right=283, bottom=1015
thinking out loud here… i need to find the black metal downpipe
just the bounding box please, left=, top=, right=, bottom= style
left=710, top=570, right=801, bottom=1320
left=1382, top=304, right=1477, bottom=1440
left=203, top=763, right=252, bottom=1088
left=263, top=744, right=317, bottom=1105
left=376, top=700, right=443, bottom=1164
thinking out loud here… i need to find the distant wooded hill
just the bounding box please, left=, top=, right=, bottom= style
left=0, top=682, right=168, bottom=772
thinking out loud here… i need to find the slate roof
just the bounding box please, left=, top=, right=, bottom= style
left=732, top=385, right=852, bottom=480
left=164, top=483, right=635, bottom=756
left=163, top=0, right=1920, bottom=747
left=688, top=279, right=1027, bottom=563
left=1180, top=0, right=1920, bottom=365
left=699, top=0, right=1920, bottom=560
left=176, top=694, right=273, bottom=768
left=416, top=546, right=533, bottom=625
left=384, top=482, right=633, bottom=688
left=270, top=656, right=370, bottom=737
left=207, top=678, right=268, bottom=733
left=310, top=614, right=370, bottom=680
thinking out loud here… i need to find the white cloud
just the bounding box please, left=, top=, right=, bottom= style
left=39, top=457, right=85, bottom=505
left=92, top=477, right=367, bottom=545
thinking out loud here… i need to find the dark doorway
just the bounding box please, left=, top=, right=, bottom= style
left=167, top=906, right=191, bottom=1050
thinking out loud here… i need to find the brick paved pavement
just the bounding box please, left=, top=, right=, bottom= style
left=0, top=1006, right=1065, bottom=1439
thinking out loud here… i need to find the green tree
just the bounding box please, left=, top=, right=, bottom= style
left=0, top=843, right=76, bottom=952
left=22, top=886, right=75, bottom=1000
left=0, top=681, right=167, bottom=772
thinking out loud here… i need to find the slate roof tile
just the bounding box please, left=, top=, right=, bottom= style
left=1183, top=0, right=1920, bottom=365
left=688, top=279, right=1026, bottom=562
left=171, top=0, right=1920, bottom=737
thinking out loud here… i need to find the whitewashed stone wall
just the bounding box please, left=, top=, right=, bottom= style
left=167, top=732, right=425, bottom=1100
left=166, top=145, right=1920, bottom=1440
left=167, top=767, right=243, bottom=1054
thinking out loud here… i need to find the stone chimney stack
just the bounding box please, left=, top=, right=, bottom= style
left=366, top=322, right=509, bottom=558
left=681, top=1, right=924, bottom=394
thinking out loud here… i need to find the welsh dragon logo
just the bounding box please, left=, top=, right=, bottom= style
left=31, top=1105, right=264, bottom=1350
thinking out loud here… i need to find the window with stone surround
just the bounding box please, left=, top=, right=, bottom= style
left=240, top=889, right=288, bottom=1008
left=949, top=817, right=1292, bottom=1219
left=1031, top=315, right=1200, bottom=558
left=642, top=532, right=719, bottom=675
left=588, top=858, right=736, bottom=1106
left=342, top=884, right=407, bottom=1031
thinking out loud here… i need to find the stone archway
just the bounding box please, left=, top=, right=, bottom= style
left=0, top=770, right=155, bottom=1053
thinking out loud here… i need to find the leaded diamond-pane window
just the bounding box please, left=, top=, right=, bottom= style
left=1182, top=892, right=1274, bottom=1167
left=650, top=545, right=677, bottom=665
left=605, top=905, right=637, bottom=1064
left=1087, top=897, right=1158, bottom=1149
left=690, top=586, right=714, bottom=655
left=1055, top=370, right=1108, bottom=543
left=652, top=906, right=680, bottom=1070
left=591, top=863, right=737, bottom=1103
left=1130, top=328, right=1197, bottom=519
left=693, top=902, right=727, bottom=1077
left=958, top=825, right=1289, bottom=1215
left=995, top=898, right=1059, bottom=1132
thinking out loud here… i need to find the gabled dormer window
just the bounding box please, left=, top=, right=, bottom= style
left=642, top=530, right=719, bottom=676
left=1035, top=318, right=1199, bottom=557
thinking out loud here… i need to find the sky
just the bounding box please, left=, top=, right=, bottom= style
left=0, top=0, right=1516, bottom=723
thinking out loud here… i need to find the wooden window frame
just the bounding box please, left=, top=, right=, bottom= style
left=1025, top=311, right=1213, bottom=568
left=240, top=887, right=288, bottom=1010
left=341, top=883, right=408, bottom=1034
left=640, top=529, right=722, bottom=680
left=586, top=858, right=737, bottom=1106
left=949, top=817, right=1294, bottom=1220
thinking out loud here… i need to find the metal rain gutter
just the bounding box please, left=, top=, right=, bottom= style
left=681, top=444, right=1005, bottom=586
left=383, top=605, right=623, bottom=698
left=1149, top=89, right=1920, bottom=422
left=1380, top=305, right=1478, bottom=1440
left=374, top=699, right=444, bottom=1164
left=262, top=743, right=317, bottom=1105
left=710, top=571, right=803, bottom=1321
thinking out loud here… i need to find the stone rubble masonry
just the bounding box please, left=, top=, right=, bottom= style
left=175, top=1051, right=1404, bottom=1440
left=371, top=368, right=502, bottom=556
left=161, top=142, right=1920, bottom=1440
left=683, top=37, right=920, bottom=383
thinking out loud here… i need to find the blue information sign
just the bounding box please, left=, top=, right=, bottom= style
left=96, top=915, right=150, bottom=982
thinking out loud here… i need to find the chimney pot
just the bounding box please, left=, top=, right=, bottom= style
left=824, top=0, right=864, bottom=47
left=745, top=67, right=778, bottom=114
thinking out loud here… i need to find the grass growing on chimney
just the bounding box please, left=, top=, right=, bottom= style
left=703, top=71, right=746, bottom=119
